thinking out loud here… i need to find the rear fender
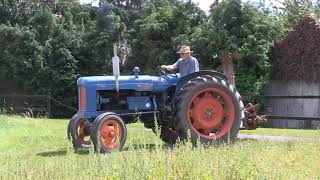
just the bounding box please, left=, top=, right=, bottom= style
left=174, top=70, right=228, bottom=96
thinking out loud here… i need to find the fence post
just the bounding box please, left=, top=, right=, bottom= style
left=47, top=94, right=51, bottom=118
left=11, top=93, right=15, bottom=110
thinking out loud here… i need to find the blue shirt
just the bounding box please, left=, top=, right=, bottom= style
left=173, top=56, right=199, bottom=77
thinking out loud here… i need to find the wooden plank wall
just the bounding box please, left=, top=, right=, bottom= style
left=265, top=80, right=320, bottom=129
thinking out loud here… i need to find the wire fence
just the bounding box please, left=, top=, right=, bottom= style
left=1, top=94, right=320, bottom=129
left=0, top=94, right=77, bottom=118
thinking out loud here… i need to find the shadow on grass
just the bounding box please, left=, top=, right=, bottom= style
left=36, top=149, right=90, bottom=157
left=190, top=138, right=259, bottom=149
left=36, top=149, right=68, bottom=157
left=36, top=139, right=255, bottom=156
left=124, top=139, right=254, bottom=151
left=122, top=143, right=168, bottom=151
left=235, top=137, right=258, bottom=143
left=36, top=144, right=166, bottom=157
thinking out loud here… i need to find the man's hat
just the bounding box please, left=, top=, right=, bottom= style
left=176, top=46, right=193, bottom=54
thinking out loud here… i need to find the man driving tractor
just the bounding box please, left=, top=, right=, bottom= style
left=69, top=44, right=246, bottom=152
left=161, top=46, right=199, bottom=77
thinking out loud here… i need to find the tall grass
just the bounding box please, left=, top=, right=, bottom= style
left=0, top=115, right=320, bottom=179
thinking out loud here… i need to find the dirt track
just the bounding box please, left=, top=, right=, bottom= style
left=238, top=134, right=320, bottom=143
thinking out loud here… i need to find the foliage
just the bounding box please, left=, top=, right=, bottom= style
left=191, top=0, right=284, bottom=94
left=128, top=0, right=206, bottom=74
left=0, top=1, right=117, bottom=117
left=0, top=0, right=56, bottom=25
left=0, top=24, right=41, bottom=81
left=277, top=0, right=314, bottom=32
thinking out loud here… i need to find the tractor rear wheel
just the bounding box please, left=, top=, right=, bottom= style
left=68, top=115, right=92, bottom=149
left=90, top=114, right=127, bottom=153
left=174, top=75, right=243, bottom=145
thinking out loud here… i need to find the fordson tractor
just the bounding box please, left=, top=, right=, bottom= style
left=67, top=46, right=245, bottom=153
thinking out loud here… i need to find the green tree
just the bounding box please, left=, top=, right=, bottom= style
left=0, top=24, right=42, bottom=82
left=191, top=0, right=284, bottom=95
left=278, top=0, right=314, bottom=32
left=128, top=0, right=206, bottom=74
left=0, top=1, right=117, bottom=117
left=0, top=0, right=57, bottom=25
left=106, top=0, right=149, bottom=29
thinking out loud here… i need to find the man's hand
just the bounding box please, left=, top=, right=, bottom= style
left=160, top=65, right=167, bottom=70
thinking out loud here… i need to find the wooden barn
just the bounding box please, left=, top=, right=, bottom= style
left=266, top=15, right=320, bottom=129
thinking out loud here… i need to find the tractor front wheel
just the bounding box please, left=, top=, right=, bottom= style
left=68, top=115, right=92, bottom=150
left=90, top=114, right=127, bottom=153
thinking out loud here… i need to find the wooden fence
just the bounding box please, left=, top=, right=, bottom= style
left=261, top=81, right=320, bottom=129
left=0, top=94, right=50, bottom=117
left=243, top=95, right=320, bottom=129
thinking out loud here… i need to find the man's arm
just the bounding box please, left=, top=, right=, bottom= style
left=190, top=58, right=199, bottom=73
left=195, top=59, right=199, bottom=72
left=165, top=64, right=178, bottom=71
left=161, top=60, right=179, bottom=71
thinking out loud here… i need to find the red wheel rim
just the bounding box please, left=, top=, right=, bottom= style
left=76, top=119, right=91, bottom=145
left=100, top=119, right=122, bottom=149
left=188, top=87, right=235, bottom=139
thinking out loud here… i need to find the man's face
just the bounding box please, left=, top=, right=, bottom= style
left=180, top=52, right=190, bottom=60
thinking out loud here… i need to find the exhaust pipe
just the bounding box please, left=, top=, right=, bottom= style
left=112, top=43, right=120, bottom=93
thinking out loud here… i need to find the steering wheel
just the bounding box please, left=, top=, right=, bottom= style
left=157, top=66, right=178, bottom=77
left=157, top=66, right=170, bottom=75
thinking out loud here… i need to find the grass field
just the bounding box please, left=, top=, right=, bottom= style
left=1, top=115, right=320, bottom=179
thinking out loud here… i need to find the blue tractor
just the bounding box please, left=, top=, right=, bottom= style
left=67, top=50, right=244, bottom=153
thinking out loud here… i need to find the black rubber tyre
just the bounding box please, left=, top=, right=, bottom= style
left=139, top=112, right=178, bottom=144
left=140, top=114, right=155, bottom=129
left=69, top=116, right=92, bottom=149
left=67, top=114, right=78, bottom=141
left=90, top=114, right=127, bottom=153
left=159, top=126, right=178, bottom=144
left=174, top=75, right=244, bottom=145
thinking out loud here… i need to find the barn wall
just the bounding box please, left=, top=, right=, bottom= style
left=265, top=80, right=320, bottom=129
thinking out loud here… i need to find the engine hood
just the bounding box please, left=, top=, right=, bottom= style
left=77, top=74, right=180, bottom=92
